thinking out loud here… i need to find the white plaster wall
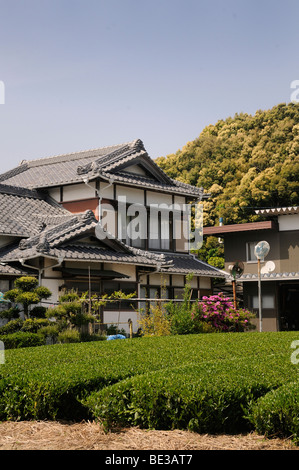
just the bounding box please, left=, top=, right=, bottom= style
left=278, top=214, right=299, bottom=231
left=48, top=187, right=61, bottom=202
left=100, top=181, right=114, bottom=199
left=103, top=309, right=137, bottom=334
left=146, top=191, right=172, bottom=206
left=200, top=277, right=211, bottom=289
left=125, top=164, right=147, bottom=176
left=63, top=182, right=96, bottom=202
left=116, top=185, right=144, bottom=204
left=41, top=278, right=63, bottom=305
left=149, top=273, right=169, bottom=286
left=103, top=263, right=136, bottom=281
left=171, top=275, right=185, bottom=287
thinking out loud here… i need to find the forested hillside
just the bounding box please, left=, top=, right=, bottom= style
left=156, top=102, right=299, bottom=227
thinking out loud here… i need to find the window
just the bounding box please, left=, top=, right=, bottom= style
left=118, top=204, right=146, bottom=249
left=148, top=206, right=171, bottom=251
left=102, top=281, right=137, bottom=310
left=140, top=285, right=171, bottom=313
left=251, top=294, right=275, bottom=309
left=246, top=242, right=258, bottom=262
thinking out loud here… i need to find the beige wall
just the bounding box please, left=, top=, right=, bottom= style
left=243, top=281, right=279, bottom=332
left=104, top=263, right=136, bottom=281
left=279, top=231, right=299, bottom=272
left=116, top=185, right=144, bottom=204
left=223, top=230, right=281, bottom=275
left=48, top=182, right=96, bottom=203
left=223, top=228, right=299, bottom=277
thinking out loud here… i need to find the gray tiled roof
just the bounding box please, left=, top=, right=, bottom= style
left=0, top=141, right=129, bottom=188
left=0, top=183, right=73, bottom=237
left=0, top=210, right=172, bottom=268
left=0, top=263, right=36, bottom=277
left=0, top=174, right=224, bottom=279
left=0, top=139, right=205, bottom=198
left=0, top=206, right=227, bottom=278
left=162, top=254, right=228, bottom=278
left=0, top=244, right=227, bottom=278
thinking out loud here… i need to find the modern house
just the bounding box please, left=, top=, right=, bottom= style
left=204, top=207, right=299, bottom=332
left=0, top=139, right=226, bottom=332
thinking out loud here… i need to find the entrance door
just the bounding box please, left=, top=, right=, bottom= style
left=279, top=283, right=299, bottom=330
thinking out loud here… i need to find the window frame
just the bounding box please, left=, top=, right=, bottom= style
left=246, top=241, right=259, bottom=263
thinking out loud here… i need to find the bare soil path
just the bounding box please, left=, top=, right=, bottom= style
left=0, top=420, right=297, bottom=451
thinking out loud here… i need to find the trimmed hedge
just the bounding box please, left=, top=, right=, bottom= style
left=0, top=332, right=44, bottom=349
left=248, top=380, right=299, bottom=443
left=86, top=357, right=297, bottom=433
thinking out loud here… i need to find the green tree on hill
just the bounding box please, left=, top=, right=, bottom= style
left=156, top=102, right=299, bottom=227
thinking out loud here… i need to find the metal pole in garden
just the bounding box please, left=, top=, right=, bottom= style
left=254, top=241, right=270, bottom=333
left=257, top=258, right=262, bottom=332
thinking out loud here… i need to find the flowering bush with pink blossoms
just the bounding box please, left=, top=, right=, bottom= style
left=198, top=293, right=256, bottom=332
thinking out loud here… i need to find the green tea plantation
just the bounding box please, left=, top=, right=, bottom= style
left=1, top=332, right=299, bottom=443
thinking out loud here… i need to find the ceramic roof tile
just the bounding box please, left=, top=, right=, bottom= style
left=162, top=254, right=228, bottom=278
left=0, top=139, right=205, bottom=198
left=0, top=141, right=142, bottom=188
left=0, top=263, right=36, bottom=276
left=0, top=184, right=72, bottom=237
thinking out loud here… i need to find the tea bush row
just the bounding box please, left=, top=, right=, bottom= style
left=85, top=355, right=298, bottom=434
left=248, top=380, right=299, bottom=443
left=0, top=332, right=298, bottom=428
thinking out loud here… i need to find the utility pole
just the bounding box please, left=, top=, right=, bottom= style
left=254, top=241, right=270, bottom=333
left=257, top=257, right=262, bottom=332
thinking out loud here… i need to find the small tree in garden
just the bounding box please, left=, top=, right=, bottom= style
left=46, top=288, right=136, bottom=335
left=166, top=274, right=199, bottom=335
left=137, top=301, right=172, bottom=337
left=4, top=276, right=52, bottom=319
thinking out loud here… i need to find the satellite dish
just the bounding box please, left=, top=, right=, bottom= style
left=254, top=241, right=270, bottom=260
left=228, top=261, right=244, bottom=279
left=261, top=261, right=276, bottom=274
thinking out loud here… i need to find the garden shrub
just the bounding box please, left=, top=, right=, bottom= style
left=38, top=324, right=60, bottom=343
left=166, top=274, right=203, bottom=335
left=137, top=302, right=172, bottom=337
left=0, top=307, right=20, bottom=320
left=0, top=318, right=50, bottom=335
left=46, top=301, right=93, bottom=328
left=248, top=380, right=299, bottom=443
left=0, top=319, right=24, bottom=335
left=21, top=318, right=51, bottom=333
left=30, top=306, right=47, bottom=318
left=0, top=331, right=44, bottom=349
left=4, top=277, right=52, bottom=319
left=58, top=329, right=81, bottom=343
left=59, top=289, right=80, bottom=303
left=198, top=293, right=256, bottom=332
left=106, top=324, right=127, bottom=336
left=79, top=332, right=106, bottom=342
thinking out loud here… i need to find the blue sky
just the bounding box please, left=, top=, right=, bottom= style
left=0, top=0, right=298, bottom=172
